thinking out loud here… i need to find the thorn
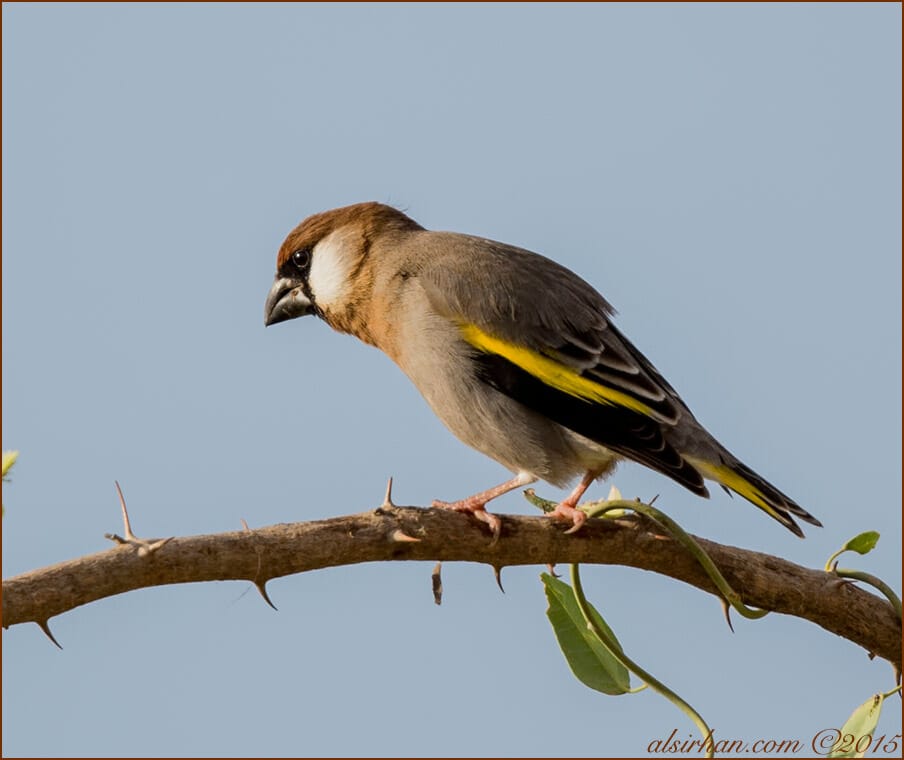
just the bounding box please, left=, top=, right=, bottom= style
left=241, top=522, right=274, bottom=609
left=720, top=598, right=735, bottom=633
left=37, top=619, right=63, bottom=649
left=382, top=477, right=395, bottom=508
left=648, top=494, right=660, bottom=506
left=388, top=528, right=421, bottom=543
left=136, top=537, right=173, bottom=557
left=114, top=480, right=134, bottom=538
left=431, top=562, right=443, bottom=605
left=105, top=482, right=173, bottom=556
left=829, top=576, right=857, bottom=591
left=546, top=563, right=559, bottom=578
left=493, top=565, right=505, bottom=594
left=255, top=581, right=278, bottom=611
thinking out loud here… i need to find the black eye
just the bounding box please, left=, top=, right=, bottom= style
left=291, top=248, right=311, bottom=271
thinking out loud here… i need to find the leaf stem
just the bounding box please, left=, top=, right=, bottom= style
left=582, top=500, right=769, bottom=620
left=570, top=564, right=714, bottom=759
left=834, top=568, right=902, bottom=619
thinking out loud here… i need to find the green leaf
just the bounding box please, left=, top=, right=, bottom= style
left=2, top=450, right=17, bottom=517
left=842, top=531, right=880, bottom=556
left=827, top=692, right=887, bottom=758
left=825, top=531, right=881, bottom=571
left=542, top=573, right=630, bottom=695
left=2, top=450, right=19, bottom=480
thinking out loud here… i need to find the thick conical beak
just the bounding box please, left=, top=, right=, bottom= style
left=264, top=277, right=314, bottom=326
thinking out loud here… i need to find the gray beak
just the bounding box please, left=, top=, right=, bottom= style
left=265, top=277, right=314, bottom=326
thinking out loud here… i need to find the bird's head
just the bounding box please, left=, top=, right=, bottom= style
left=264, top=202, right=423, bottom=328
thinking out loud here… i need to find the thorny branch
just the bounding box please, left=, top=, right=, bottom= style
left=2, top=501, right=900, bottom=671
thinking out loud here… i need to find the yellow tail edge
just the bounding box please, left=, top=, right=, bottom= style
left=686, top=456, right=801, bottom=535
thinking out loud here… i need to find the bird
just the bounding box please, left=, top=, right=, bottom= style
left=265, top=202, right=821, bottom=540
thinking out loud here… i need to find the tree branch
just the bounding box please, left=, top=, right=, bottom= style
left=2, top=505, right=900, bottom=671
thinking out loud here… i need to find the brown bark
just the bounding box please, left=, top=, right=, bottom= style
left=2, top=506, right=900, bottom=671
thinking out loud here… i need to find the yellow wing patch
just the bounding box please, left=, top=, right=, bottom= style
left=459, top=323, right=656, bottom=418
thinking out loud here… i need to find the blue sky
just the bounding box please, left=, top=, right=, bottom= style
left=2, top=3, right=901, bottom=757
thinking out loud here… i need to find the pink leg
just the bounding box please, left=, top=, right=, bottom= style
left=546, top=469, right=600, bottom=534
left=433, top=472, right=536, bottom=541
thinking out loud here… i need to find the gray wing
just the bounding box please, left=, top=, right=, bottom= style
left=417, top=232, right=689, bottom=426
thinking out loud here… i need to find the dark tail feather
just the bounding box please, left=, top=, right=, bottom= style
left=687, top=456, right=821, bottom=538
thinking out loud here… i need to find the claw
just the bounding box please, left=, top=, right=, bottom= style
left=433, top=472, right=535, bottom=543
left=432, top=499, right=502, bottom=544
left=546, top=502, right=587, bottom=534
left=543, top=469, right=600, bottom=535
left=471, top=507, right=502, bottom=544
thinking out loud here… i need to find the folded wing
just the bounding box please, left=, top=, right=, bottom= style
left=419, top=234, right=708, bottom=495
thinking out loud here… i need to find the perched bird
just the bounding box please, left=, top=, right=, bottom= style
left=265, top=202, right=820, bottom=539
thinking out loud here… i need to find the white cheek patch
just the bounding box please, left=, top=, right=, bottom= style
left=308, top=230, right=355, bottom=309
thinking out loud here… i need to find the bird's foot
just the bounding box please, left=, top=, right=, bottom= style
left=545, top=501, right=587, bottom=535
left=432, top=497, right=503, bottom=543
left=432, top=473, right=535, bottom=543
